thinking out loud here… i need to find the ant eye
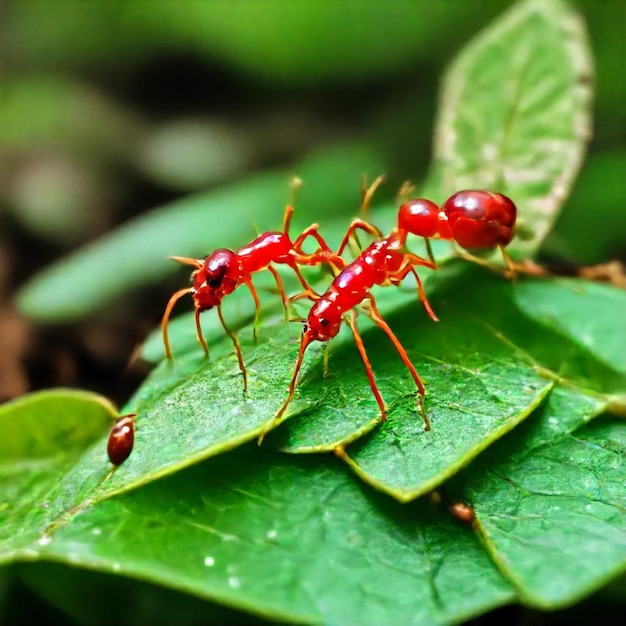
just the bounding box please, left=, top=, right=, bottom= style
left=206, top=276, right=222, bottom=288
left=319, top=318, right=329, bottom=327
left=205, top=264, right=228, bottom=288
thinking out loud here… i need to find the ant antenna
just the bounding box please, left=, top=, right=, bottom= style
left=169, top=255, right=203, bottom=268
left=282, top=178, right=303, bottom=235
left=396, top=180, right=415, bottom=204
left=289, top=176, right=303, bottom=205
left=499, top=245, right=516, bottom=278
left=360, top=174, right=386, bottom=215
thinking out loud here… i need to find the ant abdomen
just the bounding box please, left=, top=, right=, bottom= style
left=442, top=190, right=517, bottom=249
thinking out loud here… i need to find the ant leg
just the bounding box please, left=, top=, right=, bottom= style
left=288, top=294, right=319, bottom=329
left=499, top=245, right=517, bottom=279
left=345, top=309, right=388, bottom=422
left=452, top=242, right=516, bottom=278
left=289, top=263, right=323, bottom=301
left=366, top=296, right=430, bottom=430
left=217, top=304, right=248, bottom=393
left=264, top=329, right=315, bottom=442
left=452, top=243, right=494, bottom=270
left=292, top=223, right=323, bottom=252
left=322, top=344, right=330, bottom=378
left=459, top=244, right=543, bottom=280
left=336, top=219, right=384, bottom=256
left=406, top=266, right=439, bottom=323
left=267, top=265, right=289, bottom=319
left=288, top=289, right=319, bottom=322
left=396, top=180, right=415, bottom=204
left=388, top=255, right=437, bottom=320
left=356, top=173, right=385, bottom=253
left=244, top=279, right=262, bottom=341
left=195, top=307, right=209, bottom=357
left=423, top=237, right=437, bottom=265
left=292, top=225, right=345, bottom=272
left=404, top=251, right=437, bottom=271
left=161, top=287, right=193, bottom=359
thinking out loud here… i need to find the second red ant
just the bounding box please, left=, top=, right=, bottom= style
left=271, top=181, right=517, bottom=433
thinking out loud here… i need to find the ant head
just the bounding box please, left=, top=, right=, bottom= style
left=305, top=299, right=342, bottom=342
left=397, top=199, right=440, bottom=238
left=442, top=190, right=517, bottom=249
left=192, top=249, right=240, bottom=310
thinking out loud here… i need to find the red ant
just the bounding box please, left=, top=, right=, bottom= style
left=107, top=413, right=136, bottom=466
left=161, top=202, right=344, bottom=391
left=272, top=185, right=518, bottom=433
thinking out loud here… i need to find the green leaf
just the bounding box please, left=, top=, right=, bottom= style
left=15, top=142, right=384, bottom=323
left=0, top=390, right=117, bottom=555
left=449, top=387, right=626, bottom=608
left=107, top=273, right=550, bottom=502
left=43, top=324, right=313, bottom=510
left=50, top=274, right=619, bottom=511
left=337, top=274, right=625, bottom=500
left=6, top=446, right=517, bottom=625
left=513, top=279, right=626, bottom=375
left=432, top=0, right=593, bottom=255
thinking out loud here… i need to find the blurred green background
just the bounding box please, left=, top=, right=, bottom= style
left=1, top=0, right=624, bottom=270
left=0, top=1, right=624, bottom=625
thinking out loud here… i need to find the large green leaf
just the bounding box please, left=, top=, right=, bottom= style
left=448, top=387, right=625, bottom=608
left=3, top=442, right=516, bottom=625
left=339, top=275, right=626, bottom=500
left=0, top=390, right=116, bottom=554
left=46, top=274, right=619, bottom=511
left=432, top=0, right=593, bottom=255
left=78, top=273, right=554, bottom=504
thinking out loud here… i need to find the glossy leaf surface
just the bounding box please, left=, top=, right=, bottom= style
left=433, top=0, right=593, bottom=255
left=449, top=387, right=625, bottom=608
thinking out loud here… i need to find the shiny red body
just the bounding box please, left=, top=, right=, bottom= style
left=396, top=190, right=516, bottom=250
left=273, top=188, right=519, bottom=431
left=305, top=240, right=418, bottom=342
left=107, top=413, right=136, bottom=466
left=192, top=231, right=327, bottom=312
left=443, top=190, right=516, bottom=249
